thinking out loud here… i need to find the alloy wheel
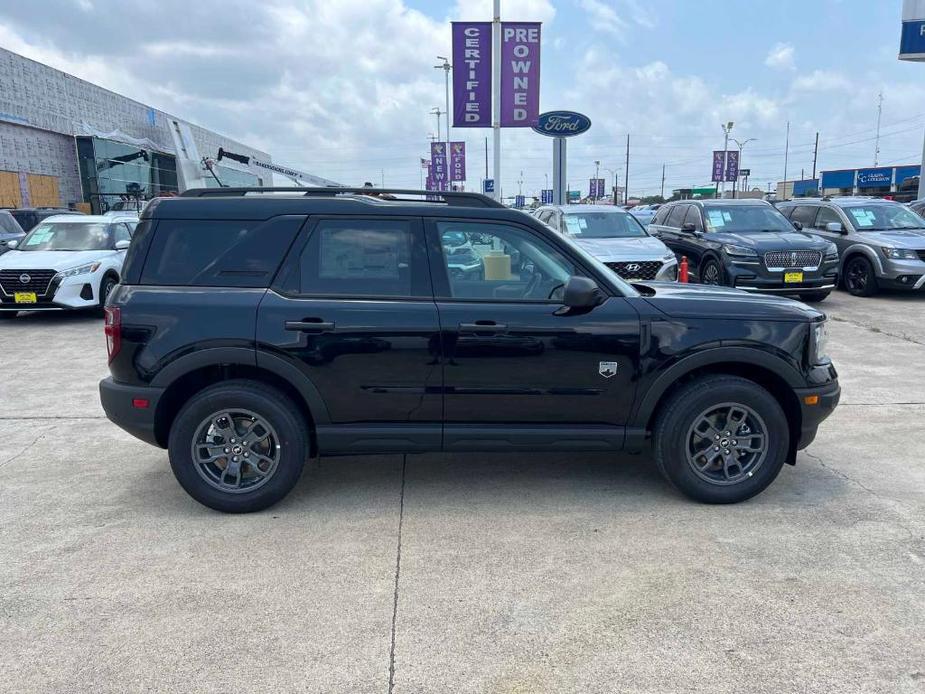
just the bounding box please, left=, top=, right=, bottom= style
left=686, top=402, right=768, bottom=485
left=845, top=259, right=869, bottom=292
left=190, top=409, right=281, bottom=494
left=702, top=262, right=721, bottom=285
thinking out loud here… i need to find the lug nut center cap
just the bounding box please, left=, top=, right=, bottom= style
left=231, top=445, right=243, bottom=455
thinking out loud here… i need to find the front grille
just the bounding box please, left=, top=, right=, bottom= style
left=606, top=260, right=662, bottom=280
left=763, top=250, right=822, bottom=269
left=0, top=269, right=57, bottom=296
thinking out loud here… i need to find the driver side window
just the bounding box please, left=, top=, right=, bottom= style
left=436, top=221, right=581, bottom=302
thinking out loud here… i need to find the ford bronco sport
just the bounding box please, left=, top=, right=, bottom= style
left=99, top=188, right=840, bottom=512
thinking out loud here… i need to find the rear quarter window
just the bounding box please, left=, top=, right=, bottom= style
left=139, top=216, right=305, bottom=287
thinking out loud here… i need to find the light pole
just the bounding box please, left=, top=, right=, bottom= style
left=430, top=107, right=444, bottom=144
left=604, top=167, right=617, bottom=205
left=594, top=160, right=600, bottom=200
left=732, top=137, right=756, bottom=199
left=434, top=57, right=451, bottom=151
left=720, top=121, right=734, bottom=198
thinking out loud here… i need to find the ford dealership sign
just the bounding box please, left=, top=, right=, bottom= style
left=532, top=111, right=591, bottom=138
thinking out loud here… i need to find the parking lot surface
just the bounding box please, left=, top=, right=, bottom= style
left=1, top=293, right=924, bottom=694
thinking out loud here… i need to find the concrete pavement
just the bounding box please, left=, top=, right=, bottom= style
left=0, top=290, right=923, bottom=693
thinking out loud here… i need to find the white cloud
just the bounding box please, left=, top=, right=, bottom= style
left=764, top=42, right=796, bottom=70
left=792, top=69, right=851, bottom=92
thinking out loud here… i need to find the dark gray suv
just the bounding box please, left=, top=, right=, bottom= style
left=777, top=197, right=925, bottom=296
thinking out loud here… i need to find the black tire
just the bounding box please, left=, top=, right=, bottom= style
left=168, top=380, right=309, bottom=513
left=799, top=291, right=830, bottom=303
left=653, top=375, right=789, bottom=504
left=842, top=255, right=878, bottom=297
left=699, top=257, right=724, bottom=286
left=99, top=274, right=118, bottom=309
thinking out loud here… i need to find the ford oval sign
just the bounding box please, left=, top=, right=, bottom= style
left=532, top=111, right=591, bottom=138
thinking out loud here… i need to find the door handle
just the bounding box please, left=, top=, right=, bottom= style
left=458, top=321, right=507, bottom=335
left=285, top=319, right=335, bottom=333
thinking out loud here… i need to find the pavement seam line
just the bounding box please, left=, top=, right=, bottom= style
left=0, top=432, right=45, bottom=469
left=829, top=315, right=925, bottom=347
left=388, top=455, right=407, bottom=694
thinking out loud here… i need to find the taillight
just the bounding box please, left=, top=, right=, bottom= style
left=104, top=306, right=121, bottom=363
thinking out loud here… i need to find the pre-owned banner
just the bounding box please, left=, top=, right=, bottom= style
left=500, top=22, right=541, bottom=127
left=450, top=142, right=466, bottom=181
left=712, top=151, right=726, bottom=183
left=725, top=150, right=740, bottom=182
left=452, top=22, right=492, bottom=127
left=430, top=142, right=448, bottom=191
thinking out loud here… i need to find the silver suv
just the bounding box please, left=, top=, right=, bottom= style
left=777, top=197, right=925, bottom=296
left=533, top=204, right=678, bottom=281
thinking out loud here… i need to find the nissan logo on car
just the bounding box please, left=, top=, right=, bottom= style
left=531, top=111, right=592, bottom=138
left=19, top=273, right=30, bottom=284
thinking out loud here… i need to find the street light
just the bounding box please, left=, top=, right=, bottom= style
left=434, top=57, right=451, bottom=150
left=430, top=107, right=444, bottom=146
left=720, top=121, right=735, bottom=198
left=732, top=137, right=756, bottom=199
left=604, top=167, right=618, bottom=205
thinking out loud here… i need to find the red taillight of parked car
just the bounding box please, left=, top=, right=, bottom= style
left=104, top=306, right=121, bottom=363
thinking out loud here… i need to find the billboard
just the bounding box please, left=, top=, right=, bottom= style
left=500, top=23, right=541, bottom=127
left=452, top=22, right=492, bottom=126
left=899, top=0, right=925, bottom=61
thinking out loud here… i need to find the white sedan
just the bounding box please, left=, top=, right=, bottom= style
left=0, top=214, right=137, bottom=318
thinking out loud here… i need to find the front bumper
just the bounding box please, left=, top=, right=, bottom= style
left=728, top=257, right=839, bottom=294
left=99, top=377, right=165, bottom=447
left=0, top=273, right=102, bottom=310
left=794, top=379, right=840, bottom=450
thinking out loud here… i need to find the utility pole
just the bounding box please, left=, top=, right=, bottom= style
left=431, top=108, right=444, bottom=146
left=732, top=137, right=756, bottom=199
left=873, top=90, right=883, bottom=166
left=435, top=57, right=452, bottom=152
left=484, top=137, right=489, bottom=180
left=720, top=122, right=734, bottom=198
left=624, top=134, right=630, bottom=204
left=544, top=173, right=548, bottom=189
left=782, top=120, right=790, bottom=197
left=812, top=131, right=819, bottom=180
left=492, top=0, right=501, bottom=201
left=518, top=170, right=524, bottom=196
left=594, top=160, right=600, bottom=200
left=660, top=163, right=666, bottom=200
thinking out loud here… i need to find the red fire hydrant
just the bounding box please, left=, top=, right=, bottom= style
left=679, top=256, right=689, bottom=283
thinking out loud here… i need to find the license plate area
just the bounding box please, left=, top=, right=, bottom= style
left=14, top=292, right=37, bottom=304
left=784, top=271, right=804, bottom=284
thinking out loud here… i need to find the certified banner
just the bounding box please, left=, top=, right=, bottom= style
left=452, top=22, right=492, bottom=127
left=711, top=151, right=726, bottom=183
left=450, top=142, right=466, bottom=182
left=430, top=142, right=448, bottom=191
left=500, top=22, right=541, bottom=127
left=725, top=150, right=740, bottom=182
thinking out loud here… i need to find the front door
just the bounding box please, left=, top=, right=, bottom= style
left=426, top=218, right=640, bottom=451
left=257, top=215, right=442, bottom=453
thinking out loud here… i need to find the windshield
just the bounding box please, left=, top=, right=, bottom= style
left=562, top=211, right=647, bottom=239
left=702, top=205, right=793, bottom=233
left=842, top=204, right=925, bottom=231
left=18, top=222, right=112, bottom=251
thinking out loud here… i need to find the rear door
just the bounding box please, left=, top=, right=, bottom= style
left=257, top=215, right=442, bottom=452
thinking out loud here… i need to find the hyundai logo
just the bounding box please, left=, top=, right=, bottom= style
left=19, top=273, right=30, bottom=284
left=625, top=263, right=641, bottom=272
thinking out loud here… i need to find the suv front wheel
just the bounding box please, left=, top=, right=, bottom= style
left=653, top=375, right=789, bottom=503
left=168, top=380, right=308, bottom=513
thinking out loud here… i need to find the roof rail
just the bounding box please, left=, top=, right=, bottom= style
left=179, top=186, right=505, bottom=208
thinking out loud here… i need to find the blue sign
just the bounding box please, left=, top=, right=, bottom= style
left=568, top=190, right=580, bottom=202
left=514, top=194, right=525, bottom=208
left=899, top=20, right=925, bottom=60
left=146, top=108, right=157, bottom=127
left=531, top=111, right=592, bottom=138
left=483, top=179, right=495, bottom=194
left=857, top=167, right=892, bottom=188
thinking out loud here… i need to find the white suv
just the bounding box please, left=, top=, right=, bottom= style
left=0, top=214, right=137, bottom=318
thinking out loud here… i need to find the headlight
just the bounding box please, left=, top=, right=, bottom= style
left=721, top=244, right=758, bottom=258
left=809, top=320, right=829, bottom=364
left=824, top=244, right=838, bottom=261
left=662, top=250, right=676, bottom=261
left=56, top=262, right=101, bottom=279
left=881, top=246, right=918, bottom=260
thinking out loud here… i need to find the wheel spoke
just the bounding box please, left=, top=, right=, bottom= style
left=196, top=443, right=228, bottom=464
left=724, top=406, right=748, bottom=434
left=212, top=412, right=236, bottom=440
left=734, top=434, right=765, bottom=453
left=246, top=452, right=275, bottom=476
left=219, top=458, right=243, bottom=488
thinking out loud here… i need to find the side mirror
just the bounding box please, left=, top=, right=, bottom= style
left=115, top=239, right=130, bottom=250
left=681, top=223, right=698, bottom=234
left=6, top=239, right=18, bottom=249
left=792, top=220, right=804, bottom=230
left=825, top=222, right=845, bottom=233
left=562, top=275, right=604, bottom=310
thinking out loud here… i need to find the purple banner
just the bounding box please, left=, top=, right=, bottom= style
left=450, top=142, right=466, bottom=181
left=452, top=22, right=492, bottom=128
left=501, top=22, right=541, bottom=127
left=725, top=150, right=740, bottom=182
left=711, top=151, right=726, bottom=183
left=430, top=141, right=448, bottom=191
left=589, top=178, right=605, bottom=197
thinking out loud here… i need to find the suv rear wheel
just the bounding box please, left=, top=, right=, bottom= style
left=653, top=375, right=789, bottom=503
left=168, top=380, right=308, bottom=513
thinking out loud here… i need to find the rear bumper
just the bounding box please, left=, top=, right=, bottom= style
left=794, top=379, right=840, bottom=450
left=99, top=377, right=165, bottom=447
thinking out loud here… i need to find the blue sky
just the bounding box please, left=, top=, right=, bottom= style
left=1, top=0, right=922, bottom=197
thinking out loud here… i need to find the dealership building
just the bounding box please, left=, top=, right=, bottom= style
left=778, top=164, right=921, bottom=199
left=0, top=47, right=277, bottom=213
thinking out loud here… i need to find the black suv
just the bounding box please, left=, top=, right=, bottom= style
left=7, top=207, right=83, bottom=232
left=649, top=199, right=839, bottom=302
left=99, top=188, right=840, bottom=513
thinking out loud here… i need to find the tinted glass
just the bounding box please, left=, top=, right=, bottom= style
left=0, top=213, right=21, bottom=235
left=789, top=206, right=818, bottom=227
left=653, top=206, right=671, bottom=225
left=701, top=205, right=793, bottom=233
left=813, top=207, right=841, bottom=229
left=561, top=211, right=647, bottom=238
left=300, top=218, right=423, bottom=297
left=10, top=211, right=37, bottom=231
left=666, top=205, right=688, bottom=228
left=683, top=206, right=703, bottom=231
left=19, top=222, right=111, bottom=251
left=436, top=221, right=579, bottom=301
left=840, top=204, right=925, bottom=231
left=141, top=217, right=303, bottom=287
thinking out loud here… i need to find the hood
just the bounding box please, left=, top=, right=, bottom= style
left=0, top=249, right=116, bottom=271
left=711, top=230, right=831, bottom=251
left=637, top=281, right=823, bottom=322
left=571, top=235, right=670, bottom=262
left=854, top=229, right=925, bottom=249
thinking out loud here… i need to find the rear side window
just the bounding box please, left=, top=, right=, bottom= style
left=666, top=205, right=688, bottom=228
left=789, top=206, right=818, bottom=227
left=140, top=216, right=304, bottom=287
left=683, top=206, right=703, bottom=231
left=653, top=205, right=671, bottom=225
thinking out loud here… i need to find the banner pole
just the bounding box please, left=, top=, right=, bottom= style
left=492, top=0, right=502, bottom=201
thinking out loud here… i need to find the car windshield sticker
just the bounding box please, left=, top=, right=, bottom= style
left=707, top=210, right=726, bottom=228
left=564, top=217, right=583, bottom=234
left=26, top=228, right=53, bottom=245
left=849, top=209, right=875, bottom=227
